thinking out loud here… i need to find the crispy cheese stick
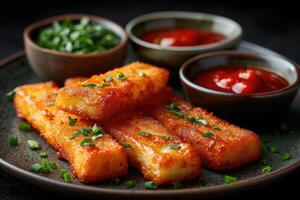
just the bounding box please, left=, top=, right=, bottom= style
left=103, top=114, right=201, bottom=185
left=14, top=82, right=128, bottom=183
left=56, top=62, right=169, bottom=120
left=148, top=89, right=261, bottom=170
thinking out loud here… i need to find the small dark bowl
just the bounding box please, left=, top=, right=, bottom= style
left=180, top=51, right=300, bottom=121
left=24, top=14, right=128, bottom=84
left=126, top=11, right=242, bottom=70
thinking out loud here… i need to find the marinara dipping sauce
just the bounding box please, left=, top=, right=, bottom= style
left=139, top=28, right=225, bottom=47
left=193, top=66, right=289, bottom=94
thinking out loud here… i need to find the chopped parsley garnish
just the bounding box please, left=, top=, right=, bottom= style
left=269, top=146, right=279, bottom=153
left=123, top=143, right=131, bottom=148
left=224, top=175, right=237, bottom=184
left=282, top=153, right=291, bottom=161
left=139, top=131, right=152, bottom=137
left=110, top=177, right=121, bottom=186
left=67, top=116, right=77, bottom=126
left=39, top=152, right=48, bottom=158
left=27, top=139, right=40, bottom=150
left=169, top=144, right=180, bottom=150
left=125, top=180, right=136, bottom=189
left=202, top=132, right=214, bottom=137
left=144, top=181, right=158, bottom=190
left=105, top=76, right=113, bottom=82
left=261, top=165, right=272, bottom=174
left=139, top=71, right=146, bottom=77
left=82, top=83, right=107, bottom=88
left=172, top=182, right=181, bottom=189
left=212, top=126, right=221, bottom=131
left=9, top=134, right=18, bottom=146
left=117, top=73, right=126, bottom=81
left=60, top=169, right=71, bottom=183
left=19, top=121, right=32, bottom=132
left=161, top=135, right=174, bottom=141
left=80, top=138, right=95, bottom=147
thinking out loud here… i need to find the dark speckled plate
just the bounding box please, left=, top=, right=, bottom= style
left=0, top=42, right=300, bottom=200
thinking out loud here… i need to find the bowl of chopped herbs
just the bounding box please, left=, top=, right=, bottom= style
left=24, top=14, right=128, bottom=83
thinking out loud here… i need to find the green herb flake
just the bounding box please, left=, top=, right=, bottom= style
left=202, top=132, right=214, bottom=138
left=19, top=121, right=32, bottom=132
left=139, top=131, right=152, bottom=137
left=269, top=146, right=279, bottom=153
left=196, top=118, right=208, bottom=125
left=123, top=143, right=131, bottom=148
left=169, top=144, right=181, bottom=150
left=144, top=181, right=158, bottom=190
left=60, top=169, right=71, bottom=183
left=110, top=177, right=121, bottom=186
left=139, top=71, right=146, bottom=77
left=161, top=135, right=174, bottom=141
left=27, top=139, right=41, bottom=150
left=31, top=163, right=42, bottom=172
left=125, top=180, right=136, bottom=189
left=282, top=153, right=291, bottom=161
left=172, top=182, right=181, bottom=189
left=186, top=115, right=196, bottom=123
left=105, top=76, right=113, bottom=82
left=39, top=152, right=48, bottom=158
left=49, top=161, right=57, bottom=170
left=40, top=158, right=50, bottom=174
left=117, top=73, right=126, bottom=81
left=80, top=138, right=95, bottom=147
left=224, top=175, right=237, bottom=184
left=67, top=116, right=77, bottom=126
left=9, top=134, right=18, bottom=146
left=261, top=165, right=272, bottom=174
left=82, top=83, right=98, bottom=88
left=212, top=126, right=221, bottom=131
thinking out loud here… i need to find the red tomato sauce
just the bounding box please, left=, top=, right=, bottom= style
left=139, top=28, right=225, bottom=47
left=193, top=66, right=289, bottom=94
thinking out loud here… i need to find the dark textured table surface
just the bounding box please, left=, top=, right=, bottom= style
left=0, top=1, right=299, bottom=199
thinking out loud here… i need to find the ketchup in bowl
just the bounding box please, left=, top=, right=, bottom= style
left=193, top=66, right=289, bottom=94
left=139, top=28, right=225, bottom=47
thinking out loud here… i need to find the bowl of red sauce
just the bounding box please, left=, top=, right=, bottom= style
left=180, top=51, right=300, bottom=120
left=126, top=11, right=242, bottom=69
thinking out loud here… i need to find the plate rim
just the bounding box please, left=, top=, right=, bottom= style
left=1, top=44, right=299, bottom=198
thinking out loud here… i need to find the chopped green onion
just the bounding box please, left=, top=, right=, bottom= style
left=196, top=118, right=208, bottom=125
left=173, top=111, right=185, bottom=118
left=39, top=152, right=48, bottom=158
left=123, top=143, right=131, bottom=148
left=144, top=181, right=158, bottom=190
left=60, top=169, right=71, bottom=182
left=161, top=135, right=174, bottom=141
left=269, top=146, right=279, bottom=153
left=139, top=131, right=152, bottom=137
left=5, top=88, right=17, bottom=102
left=186, top=115, right=196, bottom=123
left=169, top=144, right=180, bottom=150
left=40, top=158, right=50, bottom=174
left=261, top=165, right=272, bottom=174
left=27, top=139, right=40, bottom=150
left=125, top=180, right=136, bottom=188
left=110, top=177, right=121, bottom=186
left=282, top=153, right=291, bottom=161
left=67, top=116, right=77, bottom=126
left=80, top=138, right=95, bottom=147
left=202, top=132, right=214, bottom=138
left=82, top=83, right=98, bottom=88
left=31, top=163, right=42, bottom=172
left=212, top=126, right=221, bottom=131
left=139, top=72, right=146, bottom=77
left=105, top=76, right=113, bottom=82
left=9, top=134, right=18, bottom=146
left=19, top=121, right=32, bottom=132
left=172, top=182, right=181, bottom=189
left=49, top=161, right=57, bottom=170
left=224, top=175, right=237, bottom=184
left=117, top=73, right=126, bottom=81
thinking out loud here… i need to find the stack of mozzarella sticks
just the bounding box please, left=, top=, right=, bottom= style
left=14, top=62, right=261, bottom=185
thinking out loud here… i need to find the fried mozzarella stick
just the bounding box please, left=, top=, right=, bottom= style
left=56, top=62, right=169, bottom=120
left=14, top=82, right=128, bottom=183
left=103, top=114, right=201, bottom=185
left=149, top=89, right=261, bottom=170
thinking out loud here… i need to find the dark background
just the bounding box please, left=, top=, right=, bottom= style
left=0, top=0, right=299, bottom=199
